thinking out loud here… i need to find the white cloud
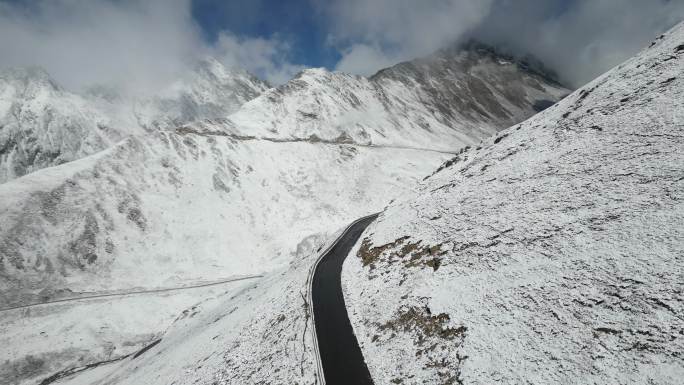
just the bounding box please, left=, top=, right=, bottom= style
left=1, top=0, right=682, bottom=92
left=472, top=0, right=684, bottom=87
left=316, top=0, right=684, bottom=86
left=334, top=44, right=402, bottom=76
left=0, top=0, right=204, bottom=94
left=0, top=0, right=302, bottom=94
left=214, top=33, right=306, bottom=85
left=314, top=0, right=495, bottom=74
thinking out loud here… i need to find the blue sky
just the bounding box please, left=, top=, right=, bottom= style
left=0, top=0, right=682, bottom=91
left=192, top=0, right=683, bottom=84
left=190, top=0, right=574, bottom=69
left=191, top=0, right=341, bottom=69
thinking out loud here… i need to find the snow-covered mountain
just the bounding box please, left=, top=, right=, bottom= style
left=342, top=23, right=684, bottom=384
left=0, top=67, right=136, bottom=183
left=133, top=58, right=270, bottom=130
left=0, top=131, right=449, bottom=310
left=0, top=42, right=569, bottom=309
left=0, top=42, right=571, bottom=384
left=42, top=22, right=683, bottom=385
left=47, top=21, right=684, bottom=385
left=0, top=44, right=566, bottom=185
left=224, top=42, right=568, bottom=151
left=0, top=59, right=269, bottom=183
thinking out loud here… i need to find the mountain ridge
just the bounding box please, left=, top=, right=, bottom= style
left=50, top=23, right=684, bottom=385
left=1, top=41, right=569, bottom=384
left=0, top=42, right=569, bottom=183
left=0, top=59, right=269, bottom=183
left=224, top=42, right=568, bottom=151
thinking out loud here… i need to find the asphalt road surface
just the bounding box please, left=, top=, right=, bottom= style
left=312, top=214, right=378, bottom=385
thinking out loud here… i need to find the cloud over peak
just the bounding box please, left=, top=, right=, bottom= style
left=316, top=0, right=494, bottom=76
left=318, top=0, right=684, bottom=87
left=1, top=0, right=682, bottom=92
left=0, top=0, right=303, bottom=94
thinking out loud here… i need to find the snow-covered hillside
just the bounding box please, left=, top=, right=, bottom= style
left=0, top=67, right=136, bottom=183
left=53, top=232, right=335, bottom=385
left=343, top=22, right=684, bottom=384
left=0, top=43, right=566, bottom=184
left=46, top=25, right=683, bottom=385
left=0, top=60, right=268, bottom=183
left=224, top=43, right=568, bottom=151
left=1, top=279, right=247, bottom=385
left=1, top=40, right=569, bottom=385
left=0, top=41, right=570, bottom=309
left=0, top=129, right=449, bottom=309
left=133, top=58, right=270, bottom=131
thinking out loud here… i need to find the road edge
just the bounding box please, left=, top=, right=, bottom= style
left=306, top=213, right=379, bottom=385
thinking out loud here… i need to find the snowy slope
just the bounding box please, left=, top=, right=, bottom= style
left=0, top=68, right=136, bottom=183
left=45, top=23, right=683, bottom=385
left=0, top=128, right=450, bottom=309
left=3, top=226, right=337, bottom=385
left=133, top=58, right=270, bottom=130
left=0, top=42, right=569, bottom=309
left=2, top=41, right=570, bottom=385
left=0, top=60, right=268, bottom=183
left=70, top=234, right=334, bottom=385
left=1, top=280, right=249, bottom=385
left=225, top=43, right=568, bottom=151
left=52, top=230, right=339, bottom=385
left=0, top=127, right=448, bottom=384
left=342, top=23, right=684, bottom=384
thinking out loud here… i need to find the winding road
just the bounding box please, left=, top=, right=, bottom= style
left=310, top=214, right=378, bottom=385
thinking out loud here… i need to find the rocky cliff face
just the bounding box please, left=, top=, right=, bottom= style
left=371, top=40, right=565, bottom=130
left=342, top=22, right=684, bottom=385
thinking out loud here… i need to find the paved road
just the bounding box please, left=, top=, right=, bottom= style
left=311, top=214, right=378, bottom=385
left=0, top=274, right=262, bottom=312
left=178, top=128, right=458, bottom=155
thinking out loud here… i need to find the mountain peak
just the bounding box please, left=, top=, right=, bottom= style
left=192, top=57, right=269, bottom=88
left=132, top=57, right=270, bottom=130
left=194, top=57, right=233, bottom=78
left=0, top=66, right=62, bottom=92
left=227, top=39, right=567, bottom=153
left=457, top=39, right=562, bottom=84
left=291, top=67, right=334, bottom=81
